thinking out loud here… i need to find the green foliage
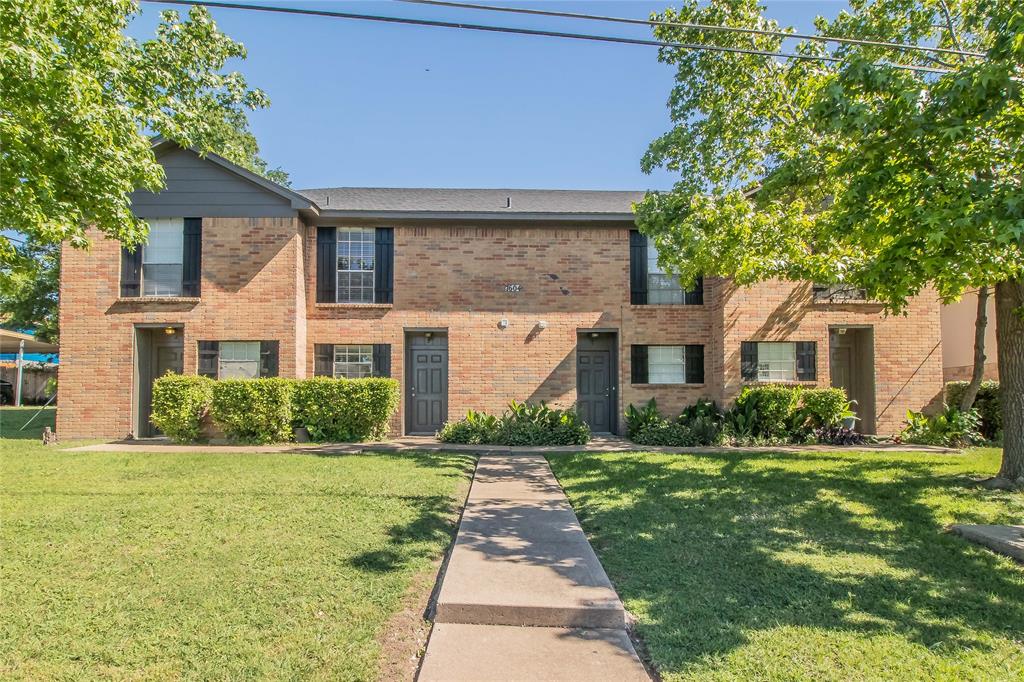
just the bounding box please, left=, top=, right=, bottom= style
left=946, top=380, right=1002, bottom=440
left=632, top=420, right=701, bottom=447
left=438, top=401, right=590, bottom=446
left=150, top=374, right=214, bottom=444
left=736, top=385, right=802, bottom=440
left=1, top=0, right=288, bottom=265
left=796, top=388, right=855, bottom=431
left=901, top=406, right=983, bottom=448
left=624, top=398, right=663, bottom=437
left=210, top=378, right=294, bottom=444
left=0, top=238, right=59, bottom=343
left=291, top=377, right=399, bottom=442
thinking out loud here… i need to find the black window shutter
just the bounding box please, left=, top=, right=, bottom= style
left=796, top=341, right=817, bottom=381
left=314, top=344, right=334, bottom=377
left=372, top=343, right=392, bottom=377
left=120, top=246, right=142, bottom=297
left=629, top=230, right=648, bottom=305
left=316, top=227, right=337, bottom=303
left=374, top=227, right=394, bottom=304
left=685, top=276, right=704, bottom=305
left=259, top=341, right=280, bottom=378
left=685, top=345, right=705, bottom=384
left=198, top=341, right=219, bottom=379
left=741, top=342, right=759, bottom=381
left=182, top=218, right=202, bottom=297
left=630, top=345, right=649, bottom=384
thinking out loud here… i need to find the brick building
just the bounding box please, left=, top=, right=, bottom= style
left=58, top=141, right=944, bottom=439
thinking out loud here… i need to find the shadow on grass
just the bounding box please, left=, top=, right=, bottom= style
left=550, top=450, right=1024, bottom=674
left=347, top=452, right=476, bottom=573
left=0, top=406, right=55, bottom=440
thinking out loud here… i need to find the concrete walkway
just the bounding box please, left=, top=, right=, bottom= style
left=951, top=524, right=1024, bottom=562
left=417, top=454, right=650, bottom=681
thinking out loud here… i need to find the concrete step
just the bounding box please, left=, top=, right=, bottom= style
left=418, top=623, right=650, bottom=682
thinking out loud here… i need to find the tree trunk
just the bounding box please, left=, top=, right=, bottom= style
left=959, top=285, right=989, bottom=411
left=995, top=279, right=1024, bottom=483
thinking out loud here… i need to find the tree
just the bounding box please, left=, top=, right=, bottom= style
left=0, top=0, right=289, bottom=268
left=959, top=285, right=990, bottom=412
left=0, top=237, right=59, bottom=343
left=636, top=0, right=1024, bottom=484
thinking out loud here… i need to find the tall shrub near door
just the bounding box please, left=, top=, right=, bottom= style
left=210, top=378, right=294, bottom=444
left=292, top=377, right=399, bottom=441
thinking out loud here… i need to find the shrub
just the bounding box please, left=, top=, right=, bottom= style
left=735, top=385, right=801, bottom=439
left=945, top=381, right=1001, bottom=440
left=812, top=425, right=865, bottom=446
left=150, top=374, right=214, bottom=443
left=632, top=420, right=698, bottom=447
left=624, top=398, right=662, bottom=437
left=210, top=378, right=294, bottom=444
left=292, top=377, right=399, bottom=442
left=798, top=388, right=853, bottom=429
left=438, top=401, right=590, bottom=446
left=901, top=405, right=982, bottom=448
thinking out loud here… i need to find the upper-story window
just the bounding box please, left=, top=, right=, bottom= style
left=316, top=227, right=394, bottom=304
left=120, top=217, right=201, bottom=299
left=142, top=218, right=184, bottom=296
left=629, top=231, right=703, bottom=305
left=336, top=228, right=376, bottom=303
left=812, top=284, right=868, bottom=302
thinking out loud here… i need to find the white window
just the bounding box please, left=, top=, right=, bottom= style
left=334, top=344, right=373, bottom=378
left=336, top=228, right=375, bottom=303
left=756, top=342, right=797, bottom=382
left=218, top=341, right=260, bottom=379
left=142, top=218, right=184, bottom=296
left=648, top=346, right=686, bottom=384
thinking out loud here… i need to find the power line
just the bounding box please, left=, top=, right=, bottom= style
left=140, top=0, right=954, bottom=75
left=398, top=0, right=985, bottom=59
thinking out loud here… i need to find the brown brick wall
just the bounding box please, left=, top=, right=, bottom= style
left=58, top=218, right=943, bottom=440
left=57, top=217, right=305, bottom=438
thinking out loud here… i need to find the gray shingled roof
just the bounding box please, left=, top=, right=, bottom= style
left=295, top=187, right=645, bottom=215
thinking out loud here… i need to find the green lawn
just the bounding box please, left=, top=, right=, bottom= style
left=549, top=448, right=1024, bottom=681
left=0, top=435, right=473, bottom=680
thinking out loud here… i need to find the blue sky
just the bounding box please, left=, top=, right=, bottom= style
left=128, top=1, right=845, bottom=191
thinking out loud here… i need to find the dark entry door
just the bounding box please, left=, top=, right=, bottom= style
left=138, top=328, right=184, bottom=437
left=406, top=333, right=448, bottom=434
left=577, top=348, right=613, bottom=433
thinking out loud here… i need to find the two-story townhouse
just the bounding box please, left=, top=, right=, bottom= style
left=57, top=141, right=945, bottom=440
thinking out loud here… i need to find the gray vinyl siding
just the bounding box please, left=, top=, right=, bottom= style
left=130, top=147, right=297, bottom=218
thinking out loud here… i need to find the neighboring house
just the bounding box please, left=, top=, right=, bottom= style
left=940, top=291, right=999, bottom=383
left=57, top=141, right=944, bottom=439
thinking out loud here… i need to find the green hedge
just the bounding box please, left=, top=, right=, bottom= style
left=150, top=374, right=214, bottom=443
left=735, top=385, right=802, bottom=440
left=292, top=377, right=399, bottom=442
left=210, top=378, right=295, bottom=445
left=945, top=381, right=1001, bottom=440
left=439, top=401, right=590, bottom=446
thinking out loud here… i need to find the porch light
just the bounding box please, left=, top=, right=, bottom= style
left=163, top=326, right=177, bottom=336
left=537, top=320, right=548, bottom=330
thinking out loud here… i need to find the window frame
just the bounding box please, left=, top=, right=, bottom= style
left=644, top=236, right=702, bottom=305
left=335, top=227, right=376, bottom=304
left=332, top=344, right=374, bottom=379
left=647, top=345, right=687, bottom=384
left=141, top=218, right=185, bottom=297
left=217, top=341, right=261, bottom=380
left=755, top=342, right=798, bottom=382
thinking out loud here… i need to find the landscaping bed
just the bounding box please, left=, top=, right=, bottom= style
left=0, top=437, right=473, bottom=679
left=549, top=447, right=1024, bottom=681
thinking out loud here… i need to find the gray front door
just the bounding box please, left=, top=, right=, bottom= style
left=137, top=328, right=184, bottom=437
left=406, top=334, right=448, bottom=434
left=577, top=349, right=613, bottom=433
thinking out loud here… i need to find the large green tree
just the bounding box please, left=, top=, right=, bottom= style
left=0, top=0, right=288, bottom=267
left=636, top=0, right=1024, bottom=484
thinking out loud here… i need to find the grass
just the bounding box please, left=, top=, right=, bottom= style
left=0, top=406, right=56, bottom=441
left=0, top=435, right=474, bottom=680
left=548, top=448, right=1024, bottom=681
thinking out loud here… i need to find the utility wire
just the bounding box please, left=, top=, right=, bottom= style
left=398, top=0, right=985, bottom=59
left=140, top=0, right=954, bottom=75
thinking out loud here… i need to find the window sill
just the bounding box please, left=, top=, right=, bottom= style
left=315, top=302, right=393, bottom=309
left=630, top=303, right=705, bottom=309
left=115, top=296, right=200, bottom=304
left=631, top=383, right=706, bottom=388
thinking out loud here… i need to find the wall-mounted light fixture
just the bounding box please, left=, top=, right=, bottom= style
left=537, top=320, right=548, bottom=330
left=837, top=327, right=848, bottom=335
left=425, top=331, right=433, bottom=340
left=163, top=326, right=177, bottom=336
left=590, top=332, right=600, bottom=339
left=498, top=319, right=509, bottom=330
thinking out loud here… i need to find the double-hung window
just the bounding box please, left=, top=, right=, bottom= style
left=646, top=240, right=687, bottom=304
left=631, top=345, right=705, bottom=384
left=629, top=231, right=702, bottom=305
left=333, top=344, right=374, bottom=378
left=218, top=341, right=261, bottom=379
left=741, top=341, right=817, bottom=382
left=336, top=228, right=375, bottom=303
left=142, top=218, right=184, bottom=296
left=755, top=342, right=797, bottom=382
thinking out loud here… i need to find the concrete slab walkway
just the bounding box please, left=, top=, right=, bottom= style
left=950, top=524, right=1024, bottom=562
left=418, top=454, right=650, bottom=681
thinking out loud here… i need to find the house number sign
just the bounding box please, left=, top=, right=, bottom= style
left=504, top=283, right=523, bottom=293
